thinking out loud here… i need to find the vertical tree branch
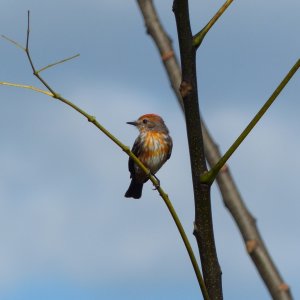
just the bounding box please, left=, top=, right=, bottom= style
left=136, top=0, right=293, bottom=299
left=172, top=0, right=223, bottom=298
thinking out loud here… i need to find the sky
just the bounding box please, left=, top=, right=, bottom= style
left=0, top=0, right=299, bottom=299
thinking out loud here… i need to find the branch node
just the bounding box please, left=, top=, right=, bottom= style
left=1, top=34, right=26, bottom=51
left=246, top=239, right=258, bottom=254
left=87, top=115, right=96, bottom=123
left=278, top=283, right=290, bottom=292
left=162, top=50, right=174, bottom=62
left=193, top=221, right=198, bottom=235
left=200, top=170, right=214, bottom=186
left=179, top=81, right=193, bottom=98
left=122, top=146, right=131, bottom=154
left=145, top=26, right=151, bottom=35
left=145, top=168, right=151, bottom=178
left=52, top=92, right=61, bottom=99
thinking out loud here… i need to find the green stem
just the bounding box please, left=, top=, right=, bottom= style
left=0, top=82, right=52, bottom=96
left=37, top=54, right=80, bottom=73
left=193, top=0, right=234, bottom=49
left=1, top=34, right=26, bottom=51
left=201, top=59, right=300, bottom=185
left=158, top=189, right=210, bottom=300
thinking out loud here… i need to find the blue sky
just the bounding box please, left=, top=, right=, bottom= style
left=0, top=0, right=299, bottom=299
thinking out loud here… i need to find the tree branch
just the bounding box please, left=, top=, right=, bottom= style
left=201, top=59, right=300, bottom=185
left=136, top=0, right=293, bottom=299
left=193, top=0, right=234, bottom=49
left=0, top=81, right=52, bottom=96
left=1, top=34, right=26, bottom=51
left=172, top=0, right=223, bottom=298
left=36, top=54, right=80, bottom=74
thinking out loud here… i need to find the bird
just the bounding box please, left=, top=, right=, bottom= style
left=125, top=114, right=173, bottom=199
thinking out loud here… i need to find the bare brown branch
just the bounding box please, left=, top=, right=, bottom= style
left=172, top=0, right=223, bottom=298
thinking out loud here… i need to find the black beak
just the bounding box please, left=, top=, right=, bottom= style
left=126, top=121, right=137, bottom=126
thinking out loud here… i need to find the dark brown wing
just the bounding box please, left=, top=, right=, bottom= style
left=166, top=135, right=173, bottom=160
left=128, top=136, right=142, bottom=179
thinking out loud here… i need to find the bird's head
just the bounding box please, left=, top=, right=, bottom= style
left=127, top=114, right=169, bottom=133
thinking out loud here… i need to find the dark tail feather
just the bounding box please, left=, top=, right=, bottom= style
left=125, top=180, right=143, bottom=199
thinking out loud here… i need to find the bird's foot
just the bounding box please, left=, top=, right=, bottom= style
left=152, top=173, right=160, bottom=190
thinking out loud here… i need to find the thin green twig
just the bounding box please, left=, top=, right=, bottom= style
left=25, top=11, right=56, bottom=95
left=193, top=0, right=234, bottom=49
left=37, top=54, right=80, bottom=73
left=201, top=59, right=300, bottom=185
left=1, top=34, right=26, bottom=51
left=0, top=82, right=52, bottom=96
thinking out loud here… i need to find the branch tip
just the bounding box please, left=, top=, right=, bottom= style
left=0, top=81, right=53, bottom=97
left=193, top=0, right=234, bottom=49
left=26, top=11, right=30, bottom=50
left=37, top=53, right=80, bottom=74
left=1, top=35, right=26, bottom=51
left=52, top=92, right=61, bottom=99
left=199, top=170, right=213, bottom=185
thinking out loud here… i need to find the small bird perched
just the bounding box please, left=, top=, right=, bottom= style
left=125, top=114, right=173, bottom=199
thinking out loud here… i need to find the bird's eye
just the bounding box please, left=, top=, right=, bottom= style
left=143, top=119, right=148, bottom=124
